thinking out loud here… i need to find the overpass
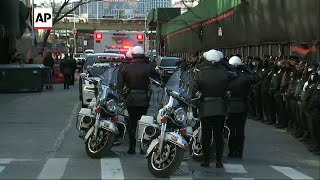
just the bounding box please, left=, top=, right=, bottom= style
left=54, top=21, right=145, bottom=32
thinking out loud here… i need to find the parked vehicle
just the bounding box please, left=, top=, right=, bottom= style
left=136, top=69, right=198, bottom=178
left=84, top=49, right=95, bottom=55
left=77, top=66, right=128, bottom=158
left=94, top=30, right=144, bottom=53
left=74, top=53, right=86, bottom=71
left=155, top=57, right=182, bottom=82
left=62, top=14, right=86, bottom=23
left=79, top=53, right=125, bottom=107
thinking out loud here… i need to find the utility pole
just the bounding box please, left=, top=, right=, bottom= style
left=31, top=0, right=35, bottom=46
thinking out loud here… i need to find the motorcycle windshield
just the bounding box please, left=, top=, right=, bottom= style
left=165, top=69, right=192, bottom=102
left=100, top=66, right=119, bottom=87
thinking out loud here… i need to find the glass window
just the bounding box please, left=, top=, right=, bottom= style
left=160, top=58, right=180, bottom=67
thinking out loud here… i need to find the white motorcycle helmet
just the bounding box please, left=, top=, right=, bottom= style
left=205, top=49, right=221, bottom=63
left=131, top=46, right=144, bottom=56
left=126, top=50, right=132, bottom=58
left=203, top=51, right=208, bottom=59
left=217, top=51, right=224, bottom=59
left=229, top=56, right=243, bottom=66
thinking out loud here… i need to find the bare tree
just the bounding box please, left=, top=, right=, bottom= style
left=42, top=0, right=92, bottom=47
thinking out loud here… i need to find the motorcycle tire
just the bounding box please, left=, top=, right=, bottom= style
left=147, top=143, right=184, bottom=178
left=85, top=130, right=115, bottom=159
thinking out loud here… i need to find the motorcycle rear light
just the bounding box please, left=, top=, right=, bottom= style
left=181, top=129, right=187, bottom=136
left=161, top=117, right=167, bottom=123
left=114, top=116, right=119, bottom=123
left=95, top=108, right=102, bottom=113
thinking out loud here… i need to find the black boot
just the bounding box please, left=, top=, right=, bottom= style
left=127, top=147, right=136, bottom=154
left=216, top=161, right=224, bottom=168
left=201, top=147, right=210, bottom=167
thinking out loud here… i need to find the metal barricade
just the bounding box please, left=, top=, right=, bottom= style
left=43, top=67, right=53, bottom=89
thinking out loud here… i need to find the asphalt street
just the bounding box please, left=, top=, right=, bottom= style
left=0, top=82, right=319, bottom=180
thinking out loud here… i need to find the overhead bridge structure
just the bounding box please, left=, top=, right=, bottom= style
left=54, top=20, right=145, bottom=32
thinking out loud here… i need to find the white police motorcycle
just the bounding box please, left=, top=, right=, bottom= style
left=77, top=66, right=128, bottom=158
left=136, top=69, right=199, bottom=178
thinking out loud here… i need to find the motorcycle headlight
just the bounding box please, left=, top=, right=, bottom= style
left=174, top=108, right=186, bottom=123
left=105, top=99, right=117, bottom=112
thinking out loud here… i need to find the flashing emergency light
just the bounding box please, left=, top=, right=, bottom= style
left=123, top=45, right=131, bottom=49
left=137, top=34, right=144, bottom=40
left=96, top=33, right=103, bottom=40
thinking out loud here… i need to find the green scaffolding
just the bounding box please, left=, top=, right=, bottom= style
left=161, top=0, right=241, bottom=36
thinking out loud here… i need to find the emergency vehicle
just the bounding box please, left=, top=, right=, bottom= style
left=94, top=30, right=145, bottom=54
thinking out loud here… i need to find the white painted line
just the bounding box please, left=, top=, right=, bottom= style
left=0, top=158, right=39, bottom=164
left=224, top=164, right=248, bottom=174
left=0, top=166, right=5, bottom=174
left=101, top=158, right=124, bottom=180
left=0, top=158, right=12, bottom=164
left=170, top=162, right=193, bottom=180
left=232, top=178, right=254, bottom=180
left=271, top=166, right=314, bottom=180
left=37, top=158, right=69, bottom=179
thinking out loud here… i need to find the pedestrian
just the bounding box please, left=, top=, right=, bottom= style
left=226, top=56, right=259, bottom=159
left=117, top=46, right=155, bottom=154
left=69, top=53, right=77, bottom=85
left=192, top=49, right=238, bottom=168
left=60, top=54, right=73, bottom=89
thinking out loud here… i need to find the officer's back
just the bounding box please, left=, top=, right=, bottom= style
left=193, top=50, right=237, bottom=117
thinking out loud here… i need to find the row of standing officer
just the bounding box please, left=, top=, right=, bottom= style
left=117, top=46, right=261, bottom=168
left=191, top=50, right=259, bottom=168
left=244, top=56, right=320, bottom=155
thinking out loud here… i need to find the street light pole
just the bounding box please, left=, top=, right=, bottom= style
left=31, top=0, right=35, bottom=46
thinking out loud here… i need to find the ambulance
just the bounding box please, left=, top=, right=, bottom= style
left=94, top=30, right=145, bottom=55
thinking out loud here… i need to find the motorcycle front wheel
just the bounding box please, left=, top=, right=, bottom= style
left=85, top=129, right=115, bottom=159
left=147, top=142, right=184, bottom=178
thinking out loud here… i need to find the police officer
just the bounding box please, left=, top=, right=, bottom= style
left=307, top=67, right=320, bottom=155
left=192, top=49, right=238, bottom=168
left=118, top=46, right=154, bottom=154
left=252, top=57, right=263, bottom=121
left=227, top=56, right=259, bottom=159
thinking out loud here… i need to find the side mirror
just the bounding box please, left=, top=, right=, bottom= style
left=80, top=73, right=87, bottom=78
left=195, top=91, right=202, bottom=98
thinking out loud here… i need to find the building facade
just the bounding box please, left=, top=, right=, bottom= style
left=138, top=0, right=171, bottom=16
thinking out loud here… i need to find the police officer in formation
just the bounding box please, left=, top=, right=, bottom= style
left=118, top=46, right=155, bottom=154
left=226, top=56, right=259, bottom=158
left=243, top=55, right=320, bottom=155
left=192, top=49, right=238, bottom=168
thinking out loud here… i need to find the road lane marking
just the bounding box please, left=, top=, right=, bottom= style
left=0, top=159, right=12, bottom=164
left=270, top=166, right=314, bottom=180
left=37, top=158, right=69, bottom=179
left=0, top=166, right=5, bottom=174
left=101, top=158, right=124, bottom=180
left=224, top=164, right=248, bottom=173
left=0, top=158, right=39, bottom=164
left=170, top=161, right=193, bottom=180
left=232, top=178, right=254, bottom=180
left=47, top=102, right=79, bottom=158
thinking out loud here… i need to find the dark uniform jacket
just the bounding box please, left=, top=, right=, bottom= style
left=60, top=58, right=74, bottom=75
left=192, top=61, right=238, bottom=118
left=227, top=66, right=260, bottom=113
left=118, top=58, right=154, bottom=107
left=308, top=81, right=320, bottom=110
left=43, top=55, right=54, bottom=69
